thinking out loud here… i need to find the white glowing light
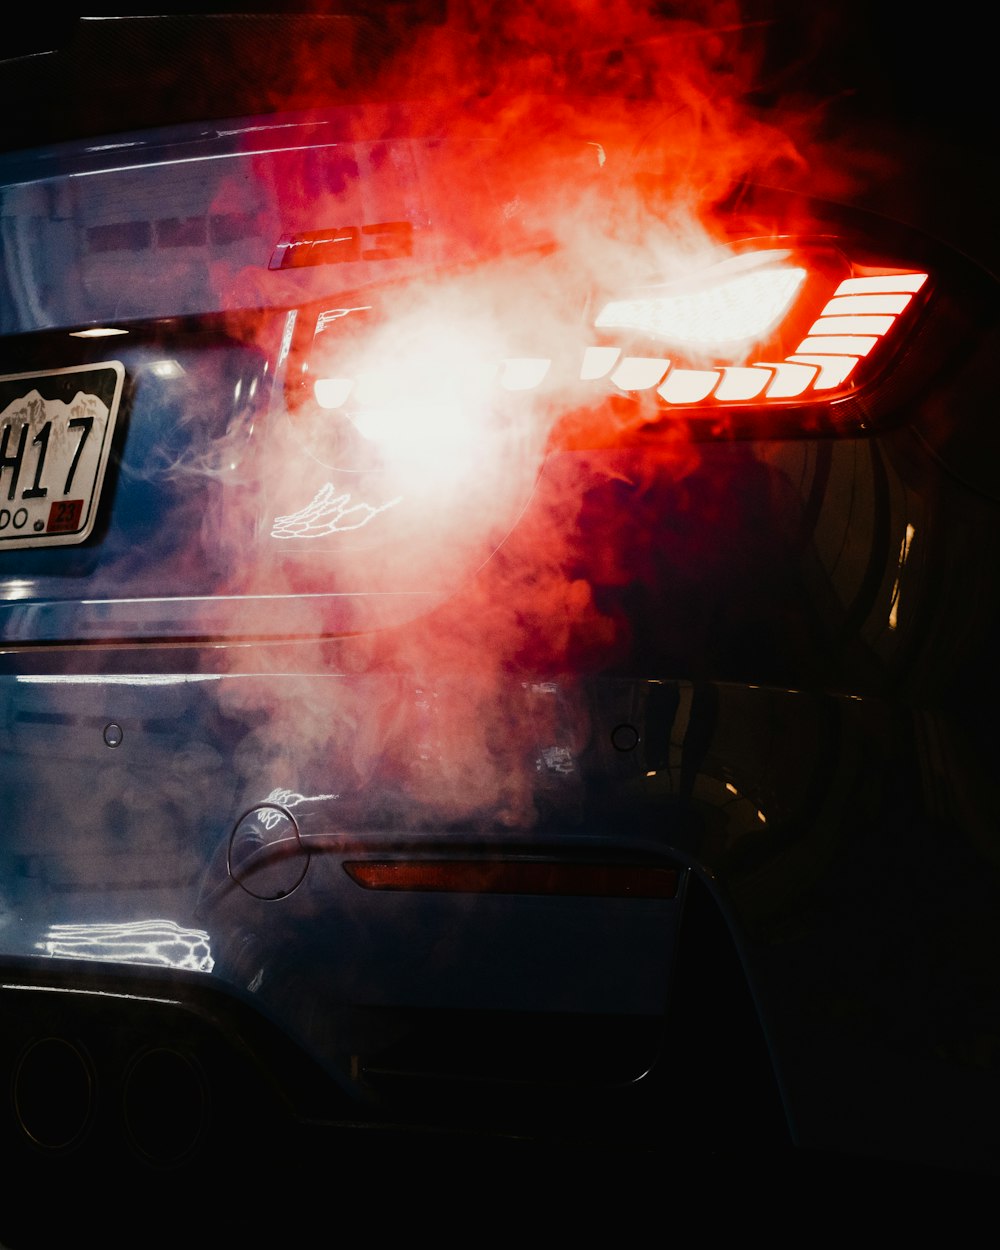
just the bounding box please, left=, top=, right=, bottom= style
left=714, top=367, right=771, bottom=401
left=758, top=361, right=817, bottom=398
left=148, top=359, right=185, bottom=379
left=36, top=920, right=214, bottom=973
left=580, top=346, right=621, bottom=380
left=314, top=377, right=354, bottom=408
left=657, top=368, right=720, bottom=404
left=580, top=265, right=925, bottom=406
left=351, top=402, right=469, bottom=445
left=836, top=273, right=927, bottom=295
left=822, top=294, right=912, bottom=316
left=611, top=357, right=670, bottom=391
left=500, top=358, right=551, bottom=391
left=596, top=253, right=806, bottom=347
left=351, top=327, right=499, bottom=412
left=271, top=482, right=401, bottom=538
left=796, top=335, right=879, bottom=357
left=787, top=354, right=860, bottom=389
left=325, top=319, right=506, bottom=465
left=809, top=315, right=895, bottom=336
left=69, top=326, right=128, bottom=338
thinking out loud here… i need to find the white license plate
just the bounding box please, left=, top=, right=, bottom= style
left=0, top=363, right=124, bottom=548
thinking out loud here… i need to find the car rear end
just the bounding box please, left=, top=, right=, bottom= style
left=1, top=7, right=999, bottom=1214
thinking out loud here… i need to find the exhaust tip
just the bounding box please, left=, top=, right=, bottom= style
left=13, top=1036, right=94, bottom=1151
left=122, top=1047, right=209, bottom=1165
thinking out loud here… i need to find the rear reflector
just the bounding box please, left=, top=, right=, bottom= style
left=343, top=860, right=679, bottom=898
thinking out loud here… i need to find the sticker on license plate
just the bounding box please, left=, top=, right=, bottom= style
left=0, top=363, right=124, bottom=549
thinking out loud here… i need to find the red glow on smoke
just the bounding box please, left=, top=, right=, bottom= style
left=203, top=1, right=837, bottom=826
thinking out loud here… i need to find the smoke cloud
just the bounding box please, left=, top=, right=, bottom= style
left=193, top=0, right=832, bottom=830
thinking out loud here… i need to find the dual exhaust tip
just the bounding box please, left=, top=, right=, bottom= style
left=12, top=1035, right=208, bottom=1165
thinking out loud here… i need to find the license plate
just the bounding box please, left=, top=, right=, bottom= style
left=0, top=363, right=124, bottom=549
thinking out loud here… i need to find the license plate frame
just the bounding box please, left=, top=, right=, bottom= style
left=0, top=362, right=124, bottom=549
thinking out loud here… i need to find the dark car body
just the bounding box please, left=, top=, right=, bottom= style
left=1, top=5, right=998, bottom=1234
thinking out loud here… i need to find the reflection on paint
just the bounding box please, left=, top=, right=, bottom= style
left=888, top=522, right=916, bottom=630
left=16, top=673, right=223, bottom=686
left=256, top=786, right=340, bottom=830
left=538, top=744, right=575, bottom=775
left=2, top=579, right=35, bottom=602
left=36, top=920, right=214, bottom=972
left=147, top=359, right=185, bottom=379
left=271, top=482, right=402, bottom=538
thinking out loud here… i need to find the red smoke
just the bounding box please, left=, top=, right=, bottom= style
left=207, top=0, right=834, bottom=826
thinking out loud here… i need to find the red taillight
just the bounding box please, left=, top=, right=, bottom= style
left=595, top=250, right=808, bottom=351
left=290, top=240, right=931, bottom=456
left=587, top=247, right=929, bottom=411
left=343, top=859, right=679, bottom=898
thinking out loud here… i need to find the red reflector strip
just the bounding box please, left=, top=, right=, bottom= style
left=343, top=860, right=679, bottom=898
